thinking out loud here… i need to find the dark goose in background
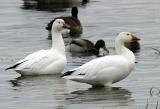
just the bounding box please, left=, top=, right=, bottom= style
left=22, top=0, right=89, bottom=11
left=46, top=7, right=83, bottom=39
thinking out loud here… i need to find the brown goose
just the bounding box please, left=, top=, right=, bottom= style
left=46, top=7, right=82, bottom=39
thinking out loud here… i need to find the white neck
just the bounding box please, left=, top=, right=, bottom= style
left=115, top=37, right=135, bottom=65
left=51, top=28, right=65, bottom=55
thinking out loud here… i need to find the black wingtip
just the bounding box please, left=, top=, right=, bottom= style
left=60, top=70, right=75, bottom=77
left=5, top=66, right=15, bottom=70
left=5, top=61, right=25, bottom=71
left=5, top=67, right=10, bottom=70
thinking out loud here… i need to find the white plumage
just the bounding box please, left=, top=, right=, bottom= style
left=6, top=19, right=70, bottom=76
left=62, top=32, right=140, bottom=86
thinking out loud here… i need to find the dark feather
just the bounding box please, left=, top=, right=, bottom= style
left=71, top=40, right=83, bottom=47
left=5, top=61, right=25, bottom=70
left=60, top=70, right=76, bottom=77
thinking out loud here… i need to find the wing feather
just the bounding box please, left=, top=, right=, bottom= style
left=15, top=50, right=64, bottom=72
left=64, top=55, right=128, bottom=78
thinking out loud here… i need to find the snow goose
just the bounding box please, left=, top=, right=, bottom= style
left=70, top=39, right=109, bottom=56
left=6, top=19, right=70, bottom=76
left=61, top=32, right=140, bottom=86
left=46, top=7, right=82, bottom=39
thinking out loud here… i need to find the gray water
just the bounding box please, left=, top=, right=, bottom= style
left=0, top=0, right=160, bottom=109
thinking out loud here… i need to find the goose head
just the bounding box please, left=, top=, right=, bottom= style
left=115, top=32, right=140, bottom=55
left=52, top=19, right=70, bottom=33
left=117, top=32, right=140, bottom=43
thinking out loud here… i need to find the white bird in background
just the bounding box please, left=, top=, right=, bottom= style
left=61, top=32, right=140, bottom=86
left=6, top=19, right=70, bottom=76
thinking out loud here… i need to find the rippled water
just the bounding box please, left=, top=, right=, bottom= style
left=0, top=0, right=160, bottom=109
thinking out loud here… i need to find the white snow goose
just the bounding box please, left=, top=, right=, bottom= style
left=61, top=32, right=140, bottom=86
left=6, top=19, right=70, bottom=76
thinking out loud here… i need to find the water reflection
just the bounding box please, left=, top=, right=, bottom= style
left=67, top=87, right=134, bottom=106
left=22, top=0, right=89, bottom=12
left=9, top=74, right=65, bottom=87
left=9, top=75, right=67, bottom=109
left=9, top=75, right=133, bottom=108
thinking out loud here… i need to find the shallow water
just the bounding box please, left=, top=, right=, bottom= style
left=0, top=0, right=160, bottom=109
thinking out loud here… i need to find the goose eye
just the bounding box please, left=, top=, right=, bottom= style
left=126, top=33, right=130, bottom=36
left=58, top=22, right=60, bottom=24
